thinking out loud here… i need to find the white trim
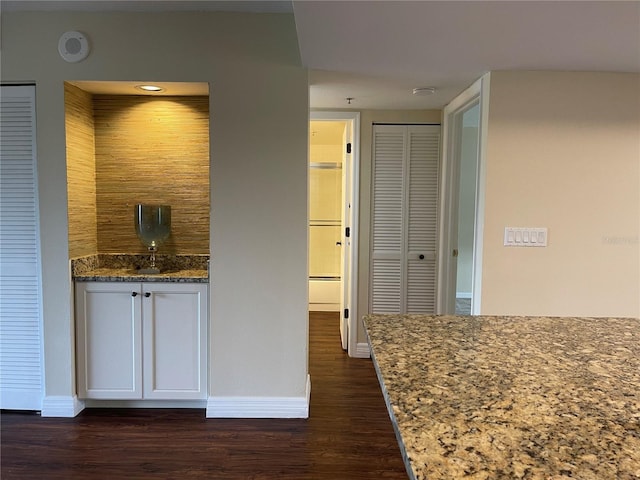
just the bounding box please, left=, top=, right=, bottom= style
left=456, top=292, right=473, bottom=299
left=437, top=73, right=489, bottom=315
left=353, top=342, right=371, bottom=358
left=206, top=375, right=311, bottom=418
left=473, top=73, right=490, bottom=315
left=310, top=111, right=360, bottom=358
left=41, top=395, right=85, bottom=417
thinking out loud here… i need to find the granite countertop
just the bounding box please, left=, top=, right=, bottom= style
left=71, top=254, right=209, bottom=283
left=73, top=267, right=208, bottom=283
left=363, top=314, right=640, bottom=480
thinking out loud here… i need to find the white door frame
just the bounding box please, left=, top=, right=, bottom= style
left=310, top=111, right=360, bottom=357
left=437, top=74, right=490, bottom=314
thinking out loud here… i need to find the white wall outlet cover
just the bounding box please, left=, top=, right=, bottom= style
left=58, top=31, right=90, bottom=63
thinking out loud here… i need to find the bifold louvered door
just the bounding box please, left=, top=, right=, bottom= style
left=0, top=85, right=43, bottom=410
left=370, top=125, right=440, bottom=314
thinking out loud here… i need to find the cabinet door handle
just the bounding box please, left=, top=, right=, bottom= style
left=144, top=292, right=151, bottom=298
left=131, top=292, right=138, bottom=297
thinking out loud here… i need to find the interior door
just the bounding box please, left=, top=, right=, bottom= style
left=370, top=124, right=440, bottom=314
left=339, top=123, right=351, bottom=350
left=0, top=85, right=43, bottom=410
left=405, top=127, right=439, bottom=312
left=371, top=125, right=404, bottom=313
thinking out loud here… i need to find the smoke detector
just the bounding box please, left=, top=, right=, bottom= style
left=412, top=87, right=436, bottom=96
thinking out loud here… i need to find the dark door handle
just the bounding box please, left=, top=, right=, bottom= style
left=144, top=292, right=151, bottom=298
left=131, top=292, right=138, bottom=297
left=419, top=254, right=425, bottom=260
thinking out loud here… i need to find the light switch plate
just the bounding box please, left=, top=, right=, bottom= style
left=504, top=227, right=547, bottom=247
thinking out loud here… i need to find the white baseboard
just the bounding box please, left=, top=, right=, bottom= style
left=206, top=375, right=311, bottom=419
left=41, top=395, right=85, bottom=417
left=353, top=342, right=371, bottom=358
left=456, top=292, right=472, bottom=299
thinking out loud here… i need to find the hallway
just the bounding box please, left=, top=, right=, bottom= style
left=1, top=312, right=407, bottom=479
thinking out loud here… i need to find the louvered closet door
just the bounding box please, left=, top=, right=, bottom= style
left=371, top=126, right=405, bottom=313
left=405, top=127, right=439, bottom=312
left=371, top=125, right=440, bottom=314
left=0, top=85, right=43, bottom=410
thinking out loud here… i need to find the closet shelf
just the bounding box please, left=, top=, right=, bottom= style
left=309, top=220, right=341, bottom=227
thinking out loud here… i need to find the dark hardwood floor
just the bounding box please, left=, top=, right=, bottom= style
left=1, top=312, right=408, bottom=479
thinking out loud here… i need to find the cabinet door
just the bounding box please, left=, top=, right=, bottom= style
left=142, top=283, right=208, bottom=400
left=75, top=282, right=142, bottom=399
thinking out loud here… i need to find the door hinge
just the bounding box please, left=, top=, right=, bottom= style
left=345, top=227, right=350, bottom=238
left=344, top=308, right=349, bottom=319
left=346, top=142, right=352, bottom=154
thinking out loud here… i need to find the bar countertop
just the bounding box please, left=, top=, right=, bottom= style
left=71, top=253, right=209, bottom=283
left=363, top=314, right=640, bottom=480
left=73, top=267, right=208, bottom=283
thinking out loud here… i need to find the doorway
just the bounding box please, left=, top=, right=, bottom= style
left=453, top=102, right=480, bottom=314
left=308, top=112, right=359, bottom=355
left=438, top=75, right=489, bottom=314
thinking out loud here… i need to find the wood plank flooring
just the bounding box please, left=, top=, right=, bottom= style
left=1, top=312, right=408, bottom=479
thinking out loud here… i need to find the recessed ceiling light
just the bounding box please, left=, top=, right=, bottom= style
left=136, top=85, right=164, bottom=93
left=412, top=87, right=436, bottom=96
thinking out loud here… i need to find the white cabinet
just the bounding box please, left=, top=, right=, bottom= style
left=370, top=125, right=440, bottom=314
left=141, top=283, right=207, bottom=400
left=75, top=282, right=208, bottom=400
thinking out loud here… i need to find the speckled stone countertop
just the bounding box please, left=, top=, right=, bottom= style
left=72, top=254, right=209, bottom=283
left=363, top=314, right=640, bottom=480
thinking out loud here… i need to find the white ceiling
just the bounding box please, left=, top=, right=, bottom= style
left=3, top=1, right=639, bottom=110
left=294, top=1, right=640, bottom=110
left=67, top=80, right=210, bottom=96
left=0, top=0, right=293, bottom=13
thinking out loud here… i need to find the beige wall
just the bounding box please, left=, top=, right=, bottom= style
left=482, top=71, right=640, bottom=317
left=2, top=11, right=309, bottom=402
